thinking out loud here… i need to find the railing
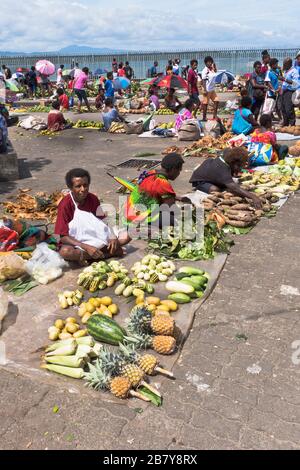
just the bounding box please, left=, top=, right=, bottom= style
left=1, top=48, right=298, bottom=78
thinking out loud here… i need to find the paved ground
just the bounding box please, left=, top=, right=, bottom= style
left=0, top=120, right=299, bottom=450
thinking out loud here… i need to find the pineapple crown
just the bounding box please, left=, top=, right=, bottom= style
left=118, top=342, right=139, bottom=364
left=97, top=346, right=123, bottom=377
left=83, top=360, right=112, bottom=391
left=124, top=333, right=152, bottom=350
left=127, top=306, right=152, bottom=336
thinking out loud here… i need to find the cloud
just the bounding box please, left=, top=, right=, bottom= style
left=0, top=0, right=297, bottom=52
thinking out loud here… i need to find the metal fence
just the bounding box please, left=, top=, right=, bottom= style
left=1, top=48, right=298, bottom=78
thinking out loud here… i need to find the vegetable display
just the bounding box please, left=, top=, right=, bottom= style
left=148, top=221, right=233, bottom=261
left=131, top=255, right=176, bottom=282
left=77, top=260, right=128, bottom=292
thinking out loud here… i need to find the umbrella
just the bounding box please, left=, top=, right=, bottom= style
left=35, top=60, right=55, bottom=76
left=140, top=78, right=154, bottom=85
left=151, top=74, right=188, bottom=89
left=107, top=173, right=136, bottom=192
left=213, top=70, right=235, bottom=85
left=5, top=79, right=19, bottom=92
left=94, top=68, right=108, bottom=76
left=12, top=72, right=24, bottom=80
left=113, top=77, right=131, bottom=90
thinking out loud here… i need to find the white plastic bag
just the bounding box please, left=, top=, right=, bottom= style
left=26, top=243, right=67, bottom=284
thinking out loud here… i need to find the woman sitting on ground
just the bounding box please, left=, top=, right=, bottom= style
left=189, top=147, right=262, bottom=209
left=232, top=96, right=258, bottom=135
left=175, top=98, right=195, bottom=132
left=124, top=153, right=189, bottom=228
left=165, top=88, right=182, bottom=113
left=102, top=97, right=125, bottom=131
left=47, top=101, right=72, bottom=132
left=55, top=168, right=130, bottom=264
left=250, top=113, right=288, bottom=162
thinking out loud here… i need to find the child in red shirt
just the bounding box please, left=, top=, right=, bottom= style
left=56, top=88, right=69, bottom=110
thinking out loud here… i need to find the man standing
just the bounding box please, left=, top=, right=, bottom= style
left=2, top=65, right=12, bottom=80
left=280, top=57, right=299, bottom=126
left=150, top=61, right=159, bottom=78
left=201, top=56, right=219, bottom=121
left=56, top=64, right=65, bottom=87
left=105, top=72, right=115, bottom=102
left=173, top=59, right=181, bottom=76
left=124, top=61, right=134, bottom=81
left=26, top=66, right=38, bottom=99
left=73, top=67, right=91, bottom=113
left=187, top=59, right=200, bottom=116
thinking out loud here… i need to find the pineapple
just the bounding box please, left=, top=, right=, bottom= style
left=152, top=335, right=176, bottom=355
left=127, top=333, right=176, bottom=355
left=121, top=364, right=144, bottom=388
left=110, top=376, right=132, bottom=399
left=84, top=359, right=150, bottom=401
left=138, top=354, right=174, bottom=378
left=151, top=315, right=175, bottom=336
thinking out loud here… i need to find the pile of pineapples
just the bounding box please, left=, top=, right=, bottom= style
left=84, top=343, right=173, bottom=402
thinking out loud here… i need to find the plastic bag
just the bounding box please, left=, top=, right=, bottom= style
left=26, top=243, right=67, bottom=284
left=0, top=253, right=26, bottom=282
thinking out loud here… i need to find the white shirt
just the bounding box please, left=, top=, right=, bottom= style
left=201, top=66, right=216, bottom=92
left=56, top=68, right=63, bottom=84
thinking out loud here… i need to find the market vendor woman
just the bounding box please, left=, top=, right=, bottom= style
left=55, top=168, right=130, bottom=264
left=189, top=147, right=262, bottom=209
left=124, top=153, right=189, bottom=228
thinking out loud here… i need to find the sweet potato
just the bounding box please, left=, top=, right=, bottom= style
left=225, top=219, right=253, bottom=227
left=231, top=204, right=253, bottom=211
left=226, top=213, right=255, bottom=222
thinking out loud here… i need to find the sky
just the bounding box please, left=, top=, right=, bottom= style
left=1, top=0, right=298, bottom=52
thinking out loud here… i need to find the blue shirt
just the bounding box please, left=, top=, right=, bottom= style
left=102, top=108, right=119, bottom=130
left=232, top=108, right=253, bottom=135
left=265, top=70, right=279, bottom=98
left=282, top=67, right=299, bottom=91
left=105, top=79, right=114, bottom=98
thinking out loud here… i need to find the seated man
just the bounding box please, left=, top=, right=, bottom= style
left=47, top=100, right=72, bottom=132
left=55, top=168, right=130, bottom=264
left=164, top=88, right=182, bottom=113
left=102, top=97, right=125, bottom=131
left=189, top=147, right=262, bottom=209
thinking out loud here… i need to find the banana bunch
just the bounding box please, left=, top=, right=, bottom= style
left=156, top=122, right=174, bottom=129
left=28, top=105, right=51, bottom=112
left=154, top=109, right=175, bottom=115
left=73, top=120, right=104, bottom=129
left=58, top=290, right=84, bottom=309
left=108, top=122, right=126, bottom=133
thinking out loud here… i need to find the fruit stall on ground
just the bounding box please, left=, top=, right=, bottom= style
left=1, top=156, right=299, bottom=406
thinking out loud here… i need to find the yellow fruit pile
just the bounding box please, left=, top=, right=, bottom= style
left=133, top=292, right=178, bottom=316
left=48, top=318, right=88, bottom=341
left=78, top=296, right=119, bottom=323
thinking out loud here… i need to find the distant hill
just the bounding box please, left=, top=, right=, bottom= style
left=0, top=45, right=126, bottom=57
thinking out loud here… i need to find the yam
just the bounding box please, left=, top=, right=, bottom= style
left=218, top=200, right=236, bottom=206
left=231, top=204, right=253, bottom=211
left=206, top=195, right=221, bottom=203
left=225, top=219, right=253, bottom=228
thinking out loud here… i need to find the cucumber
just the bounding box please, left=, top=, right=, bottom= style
left=165, top=280, right=194, bottom=294
left=190, top=276, right=208, bottom=287
left=87, top=315, right=127, bottom=345
left=178, top=267, right=205, bottom=276
left=175, top=272, right=191, bottom=281
left=180, top=277, right=202, bottom=290
left=168, top=293, right=191, bottom=304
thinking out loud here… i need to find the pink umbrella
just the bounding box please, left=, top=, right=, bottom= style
left=35, top=60, right=55, bottom=76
